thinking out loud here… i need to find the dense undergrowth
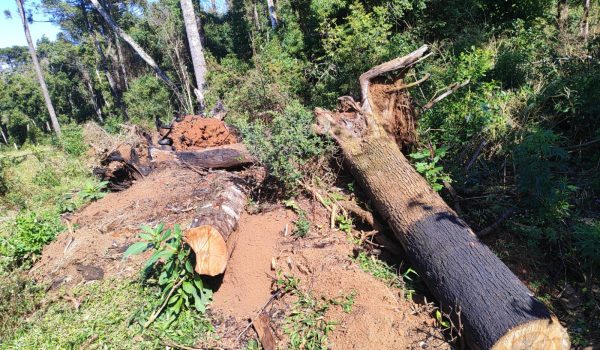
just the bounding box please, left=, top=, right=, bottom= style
left=1, top=0, right=599, bottom=347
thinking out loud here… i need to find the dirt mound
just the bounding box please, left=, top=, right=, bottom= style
left=30, top=166, right=222, bottom=287
left=170, top=115, right=238, bottom=151
left=32, top=163, right=448, bottom=349
left=211, top=210, right=290, bottom=319
left=209, top=204, right=450, bottom=350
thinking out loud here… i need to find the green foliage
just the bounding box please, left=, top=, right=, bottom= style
left=572, top=220, right=600, bottom=273
left=0, top=272, right=45, bottom=339
left=514, top=128, right=569, bottom=210
left=285, top=291, right=337, bottom=350
left=354, top=251, right=418, bottom=299
left=57, top=124, right=86, bottom=156
left=124, top=223, right=213, bottom=319
left=124, top=75, right=174, bottom=126
left=409, top=146, right=451, bottom=191
left=78, top=180, right=109, bottom=202
left=276, top=273, right=355, bottom=350
left=232, top=101, right=330, bottom=192
left=284, top=199, right=311, bottom=237
left=0, top=210, right=64, bottom=266
left=2, top=279, right=213, bottom=349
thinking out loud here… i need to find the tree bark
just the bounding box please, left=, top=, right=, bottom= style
left=150, top=143, right=255, bottom=169
left=180, top=0, right=208, bottom=112
left=77, top=62, right=104, bottom=123
left=580, top=0, right=590, bottom=41
left=79, top=0, right=126, bottom=118
left=314, top=46, right=570, bottom=350
left=16, top=0, right=61, bottom=136
left=266, top=0, right=278, bottom=29
left=89, top=0, right=185, bottom=107
left=184, top=175, right=248, bottom=276
left=557, top=0, right=569, bottom=31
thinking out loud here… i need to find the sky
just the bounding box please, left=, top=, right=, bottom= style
left=0, top=0, right=61, bottom=48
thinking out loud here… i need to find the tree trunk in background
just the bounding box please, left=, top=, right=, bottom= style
left=16, top=0, right=61, bottom=136
left=114, top=34, right=129, bottom=89
left=211, top=0, right=217, bottom=13
left=266, top=0, right=278, bottom=29
left=77, top=62, right=104, bottom=123
left=314, top=46, right=570, bottom=350
left=581, top=0, right=590, bottom=40
left=80, top=0, right=126, bottom=118
left=89, top=0, right=185, bottom=107
left=180, top=0, right=208, bottom=113
left=557, top=0, right=569, bottom=31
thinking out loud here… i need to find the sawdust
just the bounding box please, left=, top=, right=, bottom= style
left=170, top=115, right=238, bottom=151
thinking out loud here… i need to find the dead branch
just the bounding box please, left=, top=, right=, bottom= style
left=465, top=139, right=488, bottom=173
left=477, top=207, right=517, bottom=238
left=386, top=73, right=430, bottom=93
left=421, top=80, right=470, bottom=112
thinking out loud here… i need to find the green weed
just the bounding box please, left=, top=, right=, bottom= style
left=0, top=210, right=64, bottom=267
left=2, top=279, right=213, bottom=349
left=284, top=200, right=311, bottom=237
left=78, top=180, right=109, bottom=202
left=124, top=223, right=213, bottom=324
left=354, top=251, right=418, bottom=299
left=408, top=146, right=452, bottom=192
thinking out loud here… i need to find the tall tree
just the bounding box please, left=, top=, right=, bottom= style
left=557, top=0, right=569, bottom=32
left=89, top=0, right=185, bottom=107
left=581, top=0, right=591, bottom=40
left=180, top=0, right=208, bottom=113
left=15, top=0, right=61, bottom=136
left=266, top=0, right=278, bottom=29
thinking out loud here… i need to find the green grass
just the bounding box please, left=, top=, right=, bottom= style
left=1, top=279, right=213, bottom=349
left=353, top=251, right=418, bottom=299
left=0, top=144, right=97, bottom=268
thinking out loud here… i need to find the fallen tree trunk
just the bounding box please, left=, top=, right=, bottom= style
left=184, top=175, right=248, bottom=276
left=315, top=45, right=569, bottom=350
left=150, top=143, right=255, bottom=169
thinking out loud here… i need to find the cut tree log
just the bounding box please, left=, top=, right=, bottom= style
left=184, top=175, right=248, bottom=276
left=150, top=143, right=255, bottom=169
left=314, top=45, right=570, bottom=350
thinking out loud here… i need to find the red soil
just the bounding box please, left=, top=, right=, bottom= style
left=170, top=115, right=238, bottom=150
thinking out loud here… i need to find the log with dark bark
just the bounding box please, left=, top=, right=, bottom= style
left=150, top=143, right=255, bottom=169
left=184, top=175, right=248, bottom=276
left=314, top=45, right=569, bottom=350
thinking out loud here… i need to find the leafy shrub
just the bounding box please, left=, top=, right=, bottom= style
left=33, top=167, right=60, bottom=187
left=0, top=210, right=64, bottom=265
left=78, top=180, right=109, bottom=202
left=124, top=75, right=174, bottom=125
left=573, top=220, right=600, bottom=273
left=409, top=146, right=452, bottom=191
left=57, top=124, right=86, bottom=156
left=514, top=128, right=568, bottom=207
left=231, top=101, right=331, bottom=192
left=124, top=224, right=213, bottom=322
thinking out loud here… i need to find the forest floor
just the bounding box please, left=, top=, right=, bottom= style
left=27, top=161, right=449, bottom=349
left=11, top=118, right=449, bottom=349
